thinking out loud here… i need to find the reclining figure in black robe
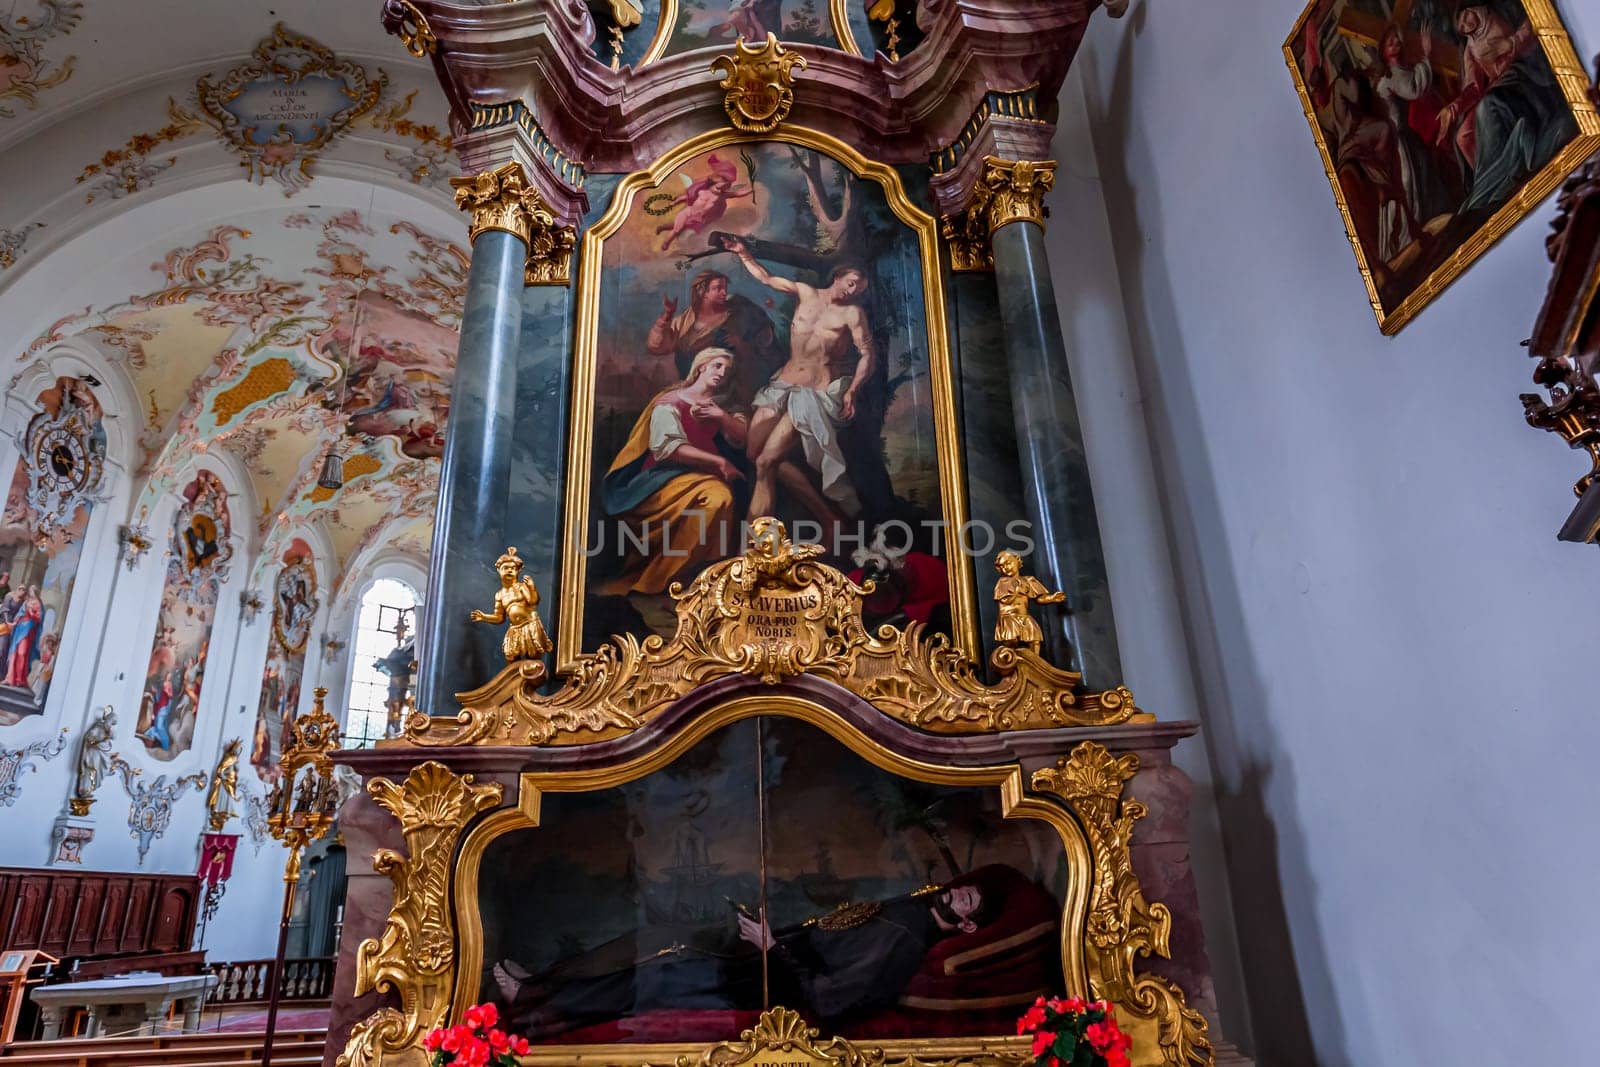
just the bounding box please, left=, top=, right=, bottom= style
left=491, top=874, right=1001, bottom=1039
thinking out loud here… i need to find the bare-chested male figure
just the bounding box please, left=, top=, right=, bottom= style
left=723, top=237, right=876, bottom=524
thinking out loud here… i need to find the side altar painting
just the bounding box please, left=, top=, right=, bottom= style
left=1286, top=0, right=1599, bottom=332
left=569, top=138, right=970, bottom=659
left=137, top=470, right=233, bottom=761
left=472, top=718, right=1069, bottom=1043
left=251, top=540, right=317, bottom=778
left=0, top=375, right=105, bottom=725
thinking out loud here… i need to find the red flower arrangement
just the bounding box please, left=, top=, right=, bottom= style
left=422, top=1002, right=531, bottom=1067
left=1017, top=995, right=1133, bottom=1067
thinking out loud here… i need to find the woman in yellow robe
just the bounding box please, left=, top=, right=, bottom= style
left=598, top=348, right=748, bottom=597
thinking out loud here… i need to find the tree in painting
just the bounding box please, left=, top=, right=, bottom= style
left=137, top=470, right=232, bottom=761
left=582, top=142, right=953, bottom=649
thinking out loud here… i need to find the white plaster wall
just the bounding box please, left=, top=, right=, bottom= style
left=1067, top=4, right=1600, bottom=1064
left=1044, top=69, right=1251, bottom=1053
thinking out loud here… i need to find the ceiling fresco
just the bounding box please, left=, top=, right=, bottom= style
left=0, top=17, right=453, bottom=279
left=0, top=8, right=472, bottom=594
left=17, top=206, right=467, bottom=575
left=0, top=1, right=82, bottom=120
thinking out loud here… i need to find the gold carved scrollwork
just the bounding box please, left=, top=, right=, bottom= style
left=678, top=1006, right=884, bottom=1067
left=407, top=518, right=1149, bottom=747
left=711, top=34, right=807, bottom=134
left=523, top=197, right=577, bottom=286
left=940, top=209, right=993, bottom=273
left=1032, top=743, right=1213, bottom=1067
left=340, top=762, right=502, bottom=1067
left=974, top=157, right=1056, bottom=235
left=387, top=0, right=438, bottom=58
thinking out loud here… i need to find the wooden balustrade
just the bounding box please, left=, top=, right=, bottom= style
left=202, top=959, right=333, bottom=1006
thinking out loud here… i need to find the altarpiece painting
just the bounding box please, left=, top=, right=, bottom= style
left=1285, top=0, right=1600, bottom=333
left=564, top=134, right=974, bottom=665
left=468, top=718, right=1070, bottom=1045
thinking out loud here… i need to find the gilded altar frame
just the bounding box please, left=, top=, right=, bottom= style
left=449, top=692, right=1098, bottom=1023
left=341, top=530, right=1212, bottom=1067
left=559, top=126, right=978, bottom=671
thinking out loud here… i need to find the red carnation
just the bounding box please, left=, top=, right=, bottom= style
left=1031, top=1031, right=1055, bottom=1058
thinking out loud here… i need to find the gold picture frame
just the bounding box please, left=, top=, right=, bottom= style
left=1283, top=0, right=1600, bottom=334
left=558, top=125, right=978, bottom=672
left=449, top=692, right=1096, bottom=1025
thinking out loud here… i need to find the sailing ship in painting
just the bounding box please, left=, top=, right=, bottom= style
left=582, top=143, right=953, bottom=649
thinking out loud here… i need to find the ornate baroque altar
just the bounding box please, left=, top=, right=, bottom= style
left=327, top=0, right=1245, bottom=1063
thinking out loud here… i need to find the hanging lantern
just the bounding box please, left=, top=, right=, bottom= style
left=316, top=448, right=344, bottom=491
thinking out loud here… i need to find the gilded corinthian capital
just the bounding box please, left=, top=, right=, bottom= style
left=450, top=162, right=540, bottom=244
left=976, top=156, right=1057, bottom=234
left=450, top=161, right=578, bottom=284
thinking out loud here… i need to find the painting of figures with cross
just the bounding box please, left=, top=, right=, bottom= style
left=569, top=138, right=970, bottom=660
left=1286, top=0, right=1599, bottom=332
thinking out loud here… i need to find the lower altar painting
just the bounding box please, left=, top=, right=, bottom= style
left=469, top=718, right=1070, bottom=1045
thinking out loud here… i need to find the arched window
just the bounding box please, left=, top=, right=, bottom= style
left=343, top=578, right=417, bottom=749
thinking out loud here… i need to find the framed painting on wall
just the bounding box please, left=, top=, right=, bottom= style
left=560, top=129, right=976, bottom=669
left=1285, top=0, right=1600, bottom=334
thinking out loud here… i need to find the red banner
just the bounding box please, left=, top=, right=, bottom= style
left=199, top=832, right=239, bottom=886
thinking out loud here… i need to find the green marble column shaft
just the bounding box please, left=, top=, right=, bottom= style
left=416, top=228, right=526, bottom=715
left=504, top=281, right=575, bottom=652
left=991, top=217, right=1121, bottom=688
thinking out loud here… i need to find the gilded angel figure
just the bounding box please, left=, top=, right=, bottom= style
left=471, top=547, right=553, bottom=663
left=992, top=549, right=1066, bottom=655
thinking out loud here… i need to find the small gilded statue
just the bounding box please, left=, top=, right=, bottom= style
left=206, top=737, right=242, bottom=831
left=992, top=549, right=1066, bottom=655
left=471, top=547, right=553, bottom=663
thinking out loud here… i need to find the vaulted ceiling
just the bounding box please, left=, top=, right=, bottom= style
left=0, top=0, right=466, bottom=588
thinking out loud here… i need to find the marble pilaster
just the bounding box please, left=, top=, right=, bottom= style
left=948, top=269, right=1024, bottom=659
left=416, top=228, right=526, bottom=716
left=991, top=216, right=1122, bottom=689
left=505, top=280, right=575, bottom=649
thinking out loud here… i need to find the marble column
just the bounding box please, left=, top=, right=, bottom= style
left=505, top=279, right=574, bottom=655
left=416, top=165, right=532, bottom=716
left=948, top=269, right=1023, bottom=658
left=983, top=158, right=1122, bottom=689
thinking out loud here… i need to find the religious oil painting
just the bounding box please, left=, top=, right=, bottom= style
left=566, top=136, right=971, bottom=663
left=0, top=375, right=105, bottom=725
left=651, top=0, right=850, bottom=61
left=251, top=540, right=317, bottom=780
left=1285, top=0, right=1600, bottom=333
left=471, top=718, right=1070, bottom=1044
left=137, top=470, right=233, bottom=762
